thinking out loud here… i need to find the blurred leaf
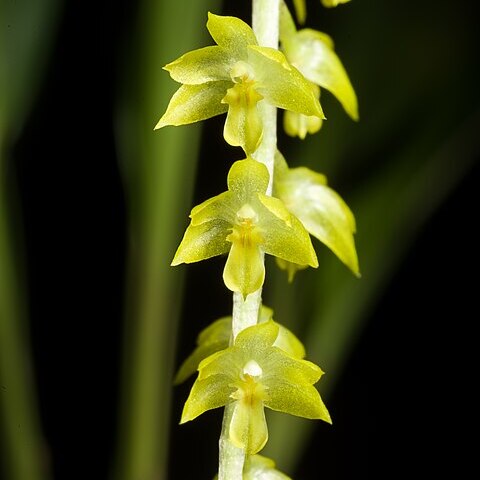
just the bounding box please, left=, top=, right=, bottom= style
left=113, top=1, right=221, bottom=480
left=1, top=2, right=61, bottom=480
left=2, top=0, right=61, bottom=140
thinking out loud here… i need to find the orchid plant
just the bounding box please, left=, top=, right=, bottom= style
left=156, top=1, right=359, bottom=478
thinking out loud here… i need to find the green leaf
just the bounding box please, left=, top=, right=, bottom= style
left=164, top=46, right=233, bottom=84
left=171, top=220, right=230, bottom=265
left=155, top=81, right=230, bottom=128
left=248, top=46, right=325, bottom=118
left=207, top=12, right=257, bottom=57
left=180, top=374, right=234, bottom=423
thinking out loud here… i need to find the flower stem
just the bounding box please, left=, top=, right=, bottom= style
left=252, top=0, right=280, bottom=195
left=218, top=1, right=280, bottom=478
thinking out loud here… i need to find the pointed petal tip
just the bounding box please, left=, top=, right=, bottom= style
left=171, top=257, right=181, bottom=266
left=154, top=118, right=166, bottom=130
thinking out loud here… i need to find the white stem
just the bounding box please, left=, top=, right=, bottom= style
left=231, top=289, right=263, bottom=340
left=218, top=1, right=280, bottom=479
left=252, top=0, right=280, bottom=194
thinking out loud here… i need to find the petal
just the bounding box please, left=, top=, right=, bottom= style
left=198, top=348, right=243, bottom=380
left=276, top=166, right=360, bottom=276
left=244, top=455, right=292, bottom=480
left=248, top=45, right=325, bottom=118
left=283, top=110, right=323, bottom=139
left=190, top=191, right=238, bottom=226
left=222, top=83, right=264, bottom=154
left=235, top=321, right=279, bottom=353
left=273, top=323, right=306, bottom=359
left=321, top=0, right=351, bottom=7
left=227, top=159, right=270, bottom=199
left=280, top=1, right=300, bottom=40
left=174, top=340, right=228, bottom=385
left=265, top=380, right=331, bottom=423
left=197, top=316, right=232, bottom=345
left=207, top=13, right=257, bottom=59
left=261, top=348, right=322, bottom=385
left=257, top=194, right=318, bottom=268
left=171, top=219, right=230, bottom=265
left=155, top=81, right=230, bottom=129
left=180, top=374, right=234, bottom=423
left=223, top=237, right=265, bottom=297
left=286, top=29, right=358, bottom=120
left=229, top=399, right=268, bottom=455
left=174, top=317, right=231, bottom=384
left=283, top=83, right=323, bottom=139
left=292, top=0, right=306, bottom=25
left=275, top=257, right=309, bottom=282
left=258, top=305, right=274, bottom=323
left=164, top=46, right=234, bottom=84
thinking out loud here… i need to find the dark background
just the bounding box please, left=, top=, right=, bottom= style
left=8, top=0, right=479, bottom=478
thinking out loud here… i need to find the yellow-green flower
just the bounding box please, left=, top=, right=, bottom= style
left=214, top=454, right=292, bottom=480
left=274, top=151, right=360, bottom=277
left=322, top=0, right=351, bottom=8
left=293, top=0, right=352, bottom=24
left=155, top=13, right=324, bottom=154
left=172, top=158, right=318, bottom=297
left=174, top=306, right=306, bottom=384
left=283, top=83, right=323, bottom=139
left=181, top=321, right=331, bottom=455
left=280, top=3, right=358, bottom=138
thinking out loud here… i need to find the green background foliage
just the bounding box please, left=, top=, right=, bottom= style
left=1, top=0, right=479, bottom=479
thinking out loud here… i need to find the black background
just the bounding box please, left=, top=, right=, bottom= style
left=8, top=0, right=479, bottom=478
